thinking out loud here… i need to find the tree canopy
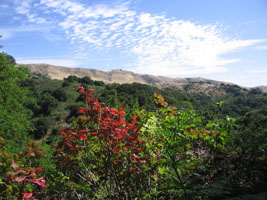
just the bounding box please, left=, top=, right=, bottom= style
left=0, top=53, right=32, bottom=152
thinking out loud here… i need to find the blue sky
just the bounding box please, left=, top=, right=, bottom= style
left=1, top=0, right=267, bottom=87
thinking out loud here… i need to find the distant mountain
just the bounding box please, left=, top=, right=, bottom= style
left=19, top=63, right=266, bottom=94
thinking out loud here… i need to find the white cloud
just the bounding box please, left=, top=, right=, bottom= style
left=248, top=69, right=267, bottom=73
left=43, top=32, right=63, bottom=42
left=17, top=58, right=80, bottom=67
left=12, top=0, right=264, bottom=76
left=14, top=0, right=32, bottom=15
left=222, top=73, right=267, bottom=87
left=13, top=0, right=48, bottom=24
left=0, top=26, right=47, bottom=39
left=254, top=45, right=267, bottom=50
left=28, top=14, right=47, bottom=24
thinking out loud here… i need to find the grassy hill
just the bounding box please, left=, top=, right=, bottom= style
left=20, top=63, right=267, bottom=95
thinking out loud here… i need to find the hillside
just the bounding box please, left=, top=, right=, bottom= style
left=19, top=63, right=224, bottom=89
left=19, top=63, right=266, bottom=94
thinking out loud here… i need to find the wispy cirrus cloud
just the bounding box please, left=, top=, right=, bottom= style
left=222, top=72, right=267, bottom=87
left=16, top=57, right=81, bottom=67
left=254, top=44, right=267, bottom=50
left=0, top=26, right=48, bottom=39
left=12, top=0, right=263, bottom=76
left=247, top=69, right=267, bottom=73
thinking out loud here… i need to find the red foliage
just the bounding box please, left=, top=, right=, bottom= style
left=54, top=89, right=147, bottom=171
left=27, top=177, right=46, bottom=189
left=4, top=160, right=46, bottom=199
left=22, top=193, right=33, bottom=199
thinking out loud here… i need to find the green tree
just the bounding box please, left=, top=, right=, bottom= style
left=65, top=75, right=79, bottom=82
left=94, top=80, right=105, bottom=86
left=229, top=108, right=267, bottom=194
left=39, top=92, right=58, bottom=116
left=79, top=76, right=94, bottom=85
left=0, top=53, right=32, bottom=153
left=52, top=89, right=67, bottom=102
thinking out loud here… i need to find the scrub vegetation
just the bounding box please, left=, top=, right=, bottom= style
left=0, top=52, right=267, bottom=199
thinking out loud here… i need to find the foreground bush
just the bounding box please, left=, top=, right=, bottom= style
left=1, top=86, right=266, bottom=199
left=49, top=88, right=234, bottom=199
left=0, top=137, right=46, bottom=199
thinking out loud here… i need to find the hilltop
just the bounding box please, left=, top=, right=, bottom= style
left=19, top=63, right=266, bottom=94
